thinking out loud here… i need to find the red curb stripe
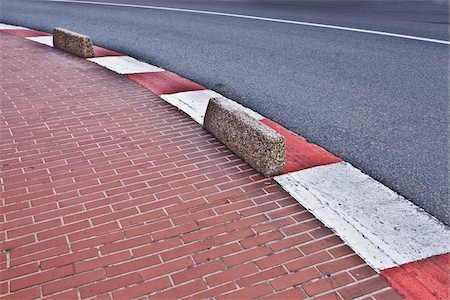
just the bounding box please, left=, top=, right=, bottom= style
left=1, top=29, right=51, bottom=37
left=127, top=71, right=206, bottom=96
left=93, top=46, right=123, bottom=58
left=260, top=118, right=342, bottom=174
left=381, top=253, right=449, bottom=300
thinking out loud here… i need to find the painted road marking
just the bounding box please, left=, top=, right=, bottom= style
left=160, top=89, right=265, bottom=125
left=160, top=90, right=221, bottom=125
left=1, top=29, right=50, bottom=37
left=127, top=71, right=205, bottom=95
left=87, top=56, right=164, bottom=74
left=275, top=162, right=450, bottom=270
left=44, top=0, right=450, bottom=45
left=26, top=35, right=54, bottom=47
left=0, top=24, right=27, bottom=30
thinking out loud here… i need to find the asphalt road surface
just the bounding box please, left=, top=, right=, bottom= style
left=1, top=0, right=449, bottom=225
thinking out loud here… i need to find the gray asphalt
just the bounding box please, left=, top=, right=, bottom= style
left=1, top=0, right=449, bottom=225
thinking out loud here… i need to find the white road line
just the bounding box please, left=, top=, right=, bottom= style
left=87, top=56, right=164, bottom=74
left=0, top=24, right=28, bottom=30
left=42, top=0, right=450, bottom=45
left=275, top=162, right=450, bottom=270
left=160, top=89, right=264, bottom=125
left=27, top=35, right=54, bottom=47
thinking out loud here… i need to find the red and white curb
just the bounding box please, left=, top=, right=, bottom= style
left=2, top=23, right=449, bottom=298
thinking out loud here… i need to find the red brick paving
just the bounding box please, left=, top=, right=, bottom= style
left=0, top=33, right=401, bottom=299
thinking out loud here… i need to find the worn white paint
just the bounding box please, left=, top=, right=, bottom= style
left=226, top=98, right=265, bottom=121
left=45, top=0, right=450, bottom=45
left=160, top=90, right=221, bottom=124
left=160, top=89, right=265, bottom=125
left=26, top=36, right=54, bottom=47
left=87, top=56, right=164, bottom=74
left=0, top=23, right=28, bottom=30
left=275, top=162, right=450, bottom=270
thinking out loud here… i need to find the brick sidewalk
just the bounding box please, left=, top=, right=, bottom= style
left=0, top=33, right=401, bottom=299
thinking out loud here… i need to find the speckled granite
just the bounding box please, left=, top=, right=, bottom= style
left=204, top=97, right=286, bottom=176
left=53, top=28, right=94, bottom=58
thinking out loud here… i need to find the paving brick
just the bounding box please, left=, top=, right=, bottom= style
left=100, top=235, right=152, bottom=255
left=256, top=248, right=303, bottom=270
left=303, top=272, right=355, bottom=296
left=140, top=257, right=195, bottom=280
left=41, top=248, right=98, bottom=269
left=211, top=227, right=255, bottom=246
left=239, top=230, right=284, bottom=249
left=0, top=235, right=36, bottom=252
left=71, top=231, right=124, bottom=251
left=181, top=225, right=227, bottom=243
left=171, top=259, right=225, bottom=284
left=132, top=237, right=184, bottom=258
left=42, top=269, right=105, bottom=296
left=151, top=280, right=208, bottom=300
left=123, top=219, right=173, bottom=238
left=193, top=242, right=243, bottom=264
left=172, top=209, right=216, bottom=226
left=253, top=217, right=295, bottom=234
left=317, top=255, right=366, bottom=275
left=262, top=288, right=307, bottom=299
left=0, top=287, right=42, bottom=299
left=270, top=267, right=322, bottom=291
left=373, top=289, right=404, bottom=300
left=299, top=235, right=343, bottom=255
left=160, top=240, right=210, bottom=262
left=350, top=265, right=378, bottom=280
left=0, top=263, right=39, bottom=281
left=337, top=277, right=391, bottom=299
left=10, top=265, right=74, bottom=292
left=111, top=277, right=172, bottom=300
left=0, top=217, right=33, bottom=231
left=0, top=33, right=397, bottom=300
left=268, top=233, right=313, bottom=252
left=222, top=246, right=271, bottom=267
left=286, top=251, right=334, bottom=272
left=105, top=255, right=161, bottom=277
left=7, top=237, right=67, bottom=259
left=63, top=206, right=112, bottom=224
left=281, top=219, right=323, bottom=236
left=75, top=251, right=132, bottom=273
left=206, top=263, right=259, bottom=287
left=37, top=220, right=91, bottom=240
left=42, top=289, right=79, bottom=300
left=183, top=282, right=237, bottom=300
left=7, top=219, right=61, bottom=238
left=79, top=273, right=141, bottom=298
left=153, top=222, right=199, bottom=241
left=328, top=245, right=354, bottom=258
left=217, top=282, right=274, bottom=299
left=237, top=266, right=287, bottom=287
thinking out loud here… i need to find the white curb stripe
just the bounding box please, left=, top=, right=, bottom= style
left=275, top=162, right=450, bottom=270
left=44, top=0, right=450, bottom=45
left=26, top=36, right=54, bottom=47
left=87, top=56, right=164, bottom=74
left=0, top=24, right=28, bottom=30
left=160, top=89, right=265, bottom=125
left=227, top=99, right=265, bottom=121
left=160, top=90, right=220, bottom=125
